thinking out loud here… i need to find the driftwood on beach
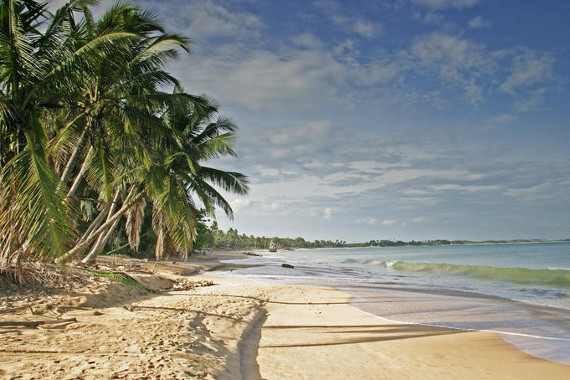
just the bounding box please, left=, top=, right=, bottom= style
left=0, top=318, right=77, bottom=328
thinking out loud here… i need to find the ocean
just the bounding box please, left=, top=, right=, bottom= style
left=219, top=242, right=570, bottom=365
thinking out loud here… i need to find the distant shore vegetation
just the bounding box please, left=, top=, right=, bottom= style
left=189, top=222, right=560, bottom=251
left=0, top=0, right=247, bottom=282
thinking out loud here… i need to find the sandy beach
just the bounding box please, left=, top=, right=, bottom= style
left=1, top=251, right=569, bottom=379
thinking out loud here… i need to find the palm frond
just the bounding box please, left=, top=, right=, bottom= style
left=0, top=126, right=73, bottom=260
left=197, top=166, right=250, bottom=195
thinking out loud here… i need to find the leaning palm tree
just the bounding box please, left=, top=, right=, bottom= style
left=49, top=1, right=193, bottom=262
left=1, top=1, right=248, bottom=276
left=75, top=93, right=249, bottom=264
left=146, top=95, right=249, bottom=261
left=0, top=0, right=145, bottom=273
left=50, top=4, right=247, bottom=264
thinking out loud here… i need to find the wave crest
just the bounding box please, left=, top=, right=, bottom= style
left=390, top=261, right=570, bottom=288
left=362, top=259, right=387, bottom=266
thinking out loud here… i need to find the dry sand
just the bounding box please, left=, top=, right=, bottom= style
left=1, top=252, right=569, bottom=379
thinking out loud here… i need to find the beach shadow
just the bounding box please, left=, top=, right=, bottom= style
left=239, top=311, right=267, bottom=380
left=124, top=305, right=246, bottom=322
left=179, top=293, right=350, bottom=306
left=261, top=324, right=467, bottom=349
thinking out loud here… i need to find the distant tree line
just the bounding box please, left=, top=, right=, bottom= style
left=194, top=221, right=345, bottom=251
left=348, top=239, right=460, bottom=247
left=192, top=223, right=555, bottom=252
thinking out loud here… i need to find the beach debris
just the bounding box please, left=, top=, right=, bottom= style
left=281, top=263, right=294, bottom=269
left=171, top=279, right=215, bottom=291
left=0, top=317, right=77, bottom=328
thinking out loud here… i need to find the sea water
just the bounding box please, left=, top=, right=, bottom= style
left=220, top=242, right=570, bottom=365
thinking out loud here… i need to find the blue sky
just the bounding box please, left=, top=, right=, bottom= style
left=104, top=0, right=569, bottom=242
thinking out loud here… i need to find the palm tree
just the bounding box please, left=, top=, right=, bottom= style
left=1, top=0, right=248, bottom=276
left=50, top=1, right=194, bottom=262
left=75, top=94, right=249, bottom=264
left=0, top=0, right=101, bottom=272
left=145, top=94, right=248, bottom=261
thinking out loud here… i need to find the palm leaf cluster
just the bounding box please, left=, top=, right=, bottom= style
left=0, top=0, right=248, bottom=278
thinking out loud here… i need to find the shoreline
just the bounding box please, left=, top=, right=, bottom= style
left=1, top=251, right=569, bottom=379
left=250, top=281, right=570, bottom=380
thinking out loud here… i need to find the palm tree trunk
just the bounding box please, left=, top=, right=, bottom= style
left=155, top=224, right=165, bottom=261
left=79, top=190, right=121, bottom=264
left=81, top=217, right=120, bottom=264
left=59, top=121, right=91, bottom=186
left=57, top=191, right=145, bottom=263
left=76, top=202, right=111, bottom=245
left=66, top=146, right=93, bottom=199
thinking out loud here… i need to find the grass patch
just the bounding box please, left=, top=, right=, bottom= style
left=95, top=271, right=150, bottom=292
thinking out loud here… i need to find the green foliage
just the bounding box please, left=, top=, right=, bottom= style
left=194, top=214, right=214, bottom=250
left=194, top=227, right=552, bottom=251
left=195, top=225, right=346, bottom=250
left=0, top=0, right=248, bottom=275
left=95, top=270, right=148, bottom=291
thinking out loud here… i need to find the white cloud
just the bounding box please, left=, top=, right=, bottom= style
left=183, top=0, right=263, bottom=41
left=331, top=15, right=383, bottom=38
left=413, top=217, right=427, bottom=223
left=513, top=87, right=550, bottom=112
left=316, top=0, right=383, bottom=39
left=410, top=32, right=493, bottom=103
left=464, top=79, right=483, bottom=104
left=504, top=183, right=556, bottom=202
left=412, top=11, right=445, bottom=25
left=333, top=39, right=356, bottom=56
left=480, top=114, right=517, bottom=133
left=487, top=114, right=517, bottom=124
left=423, top=12, right=445, bottom=25
left=261, top=202, right=285, bottom=213
left=500, top=50, right=554, bottom=95
left=353, top=19, right=382, bottom=38
left=356, top=218, right=379, bottom=225
left=468, top=16, right=491, bottom=29
left=291, top=33, right=325, bottom=49
left=230, top=198, right=252, bottom=213
left=411, top=33, right=487, bottom=73
left=411, top=0, right=480, bottom=10
left=324, top=207, right=334, bottom=219
left=269, top=121, right=332, bottom=146
left=382, top=219, right=398, bottom=226
left=182, top=49, right=346, bottom=111
left=349, top=59, right=405, bottom=86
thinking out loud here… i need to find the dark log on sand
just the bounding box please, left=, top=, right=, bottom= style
left=0, top=318, right=77, bottom=328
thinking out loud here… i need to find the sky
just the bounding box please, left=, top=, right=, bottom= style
left=96, top=0, right=569, bottom=242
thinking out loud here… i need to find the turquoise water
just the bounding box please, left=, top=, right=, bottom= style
left=269, top=243, right=570, bottom=308
left=222, top=242, right=570, bottom=365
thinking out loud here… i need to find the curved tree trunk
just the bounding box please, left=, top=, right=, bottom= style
left=76, top=202, right=111, bottom=245
left=59, top=127, right=90, bottom=186
left=80, top=190, right=121, bottom=264
left=66, top=146, right=93, bottom=199
left=81, top=217, right=120, bottom=264
left=56, top=191, right=144, bottom=263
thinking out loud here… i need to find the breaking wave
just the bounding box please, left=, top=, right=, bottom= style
left=362, top=259, right=387, bottom=266
left=389, top=261, right=570, bottom=288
